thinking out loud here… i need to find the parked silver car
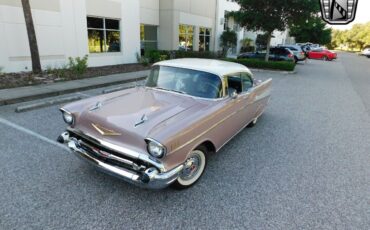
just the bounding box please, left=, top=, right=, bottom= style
left=279, top=45, right=306, bottom=63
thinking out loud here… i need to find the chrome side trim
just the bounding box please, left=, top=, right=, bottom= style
left=67, top=128, right=167, bottom=172
left=171, top=96, right=270, bottom=154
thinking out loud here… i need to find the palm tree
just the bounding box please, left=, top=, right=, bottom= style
left=21, top=0, right=41, bottom=73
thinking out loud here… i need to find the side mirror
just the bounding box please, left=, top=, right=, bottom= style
left=228, top=88, right=238, bottom=99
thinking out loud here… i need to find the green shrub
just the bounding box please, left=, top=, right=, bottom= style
left=240, top=46, right=255, bottom=53
left=45, top=65, right=69, bottom=79
left=136, top=53, right=150, bottom=66
left=146, top=50, right=161, bottom=63
left=159, top=55, right=168, bottom=61
left=68, top=55, right=88, bottom=75
left=158, top=50, right=223, bottom=60
left=225, top=58, right=296, bottom=71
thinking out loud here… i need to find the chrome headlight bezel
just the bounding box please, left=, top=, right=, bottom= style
left=60, top=109, right=74, bottom=125
left=145, top=138, right=167, bottom=159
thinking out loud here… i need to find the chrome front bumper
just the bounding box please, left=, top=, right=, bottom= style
left=59, top=132, right=183, bottom=189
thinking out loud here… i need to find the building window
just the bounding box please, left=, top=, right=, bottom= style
left=140, top=24, right=158, bottom=55
left=199, top=27, right=211, bottom=52
left=179, top=24, right=194, bottom=51
left=87, top=16, right=120, bottom=53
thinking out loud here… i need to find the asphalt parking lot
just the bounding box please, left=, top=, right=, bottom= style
left=1, top=53, right=370, bottom=229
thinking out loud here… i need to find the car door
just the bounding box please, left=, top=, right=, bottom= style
left=239, top=72, right=256, bottom=125
left=206, top=73, right=272, bottom=150
left=312, top=49, right=322, bottom=59
left=209, top=73, right=249, bottom=146
left=248, top=78, right=272, bottom=120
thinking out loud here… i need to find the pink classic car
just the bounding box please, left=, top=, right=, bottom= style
left=58, top=59, right=272, bottom=189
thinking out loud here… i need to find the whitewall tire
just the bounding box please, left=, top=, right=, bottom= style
left=172, top=146, right=207, bottom=189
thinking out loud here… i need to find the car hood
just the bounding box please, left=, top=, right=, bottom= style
left=73, top=87, right=199, bottom=151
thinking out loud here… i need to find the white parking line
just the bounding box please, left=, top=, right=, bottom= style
left=76, top=92, right=91, bottom=97
left=0, top=117, right=70, bottom=152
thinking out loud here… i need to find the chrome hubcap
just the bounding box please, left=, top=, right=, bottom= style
left=180, top=155, right=201, bottom=181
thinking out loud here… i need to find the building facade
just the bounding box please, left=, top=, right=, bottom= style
left=0, top=0, right=293, bottom=73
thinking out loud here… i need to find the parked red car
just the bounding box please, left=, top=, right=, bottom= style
left=308, top=48, right=337, bottom=61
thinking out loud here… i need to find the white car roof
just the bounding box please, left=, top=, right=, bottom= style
left=154, top=58, right=252, bottom=76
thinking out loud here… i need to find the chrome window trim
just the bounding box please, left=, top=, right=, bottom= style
left=147, top=87, right=225, bottom=102
left=146, top=65, right=225, bottom=100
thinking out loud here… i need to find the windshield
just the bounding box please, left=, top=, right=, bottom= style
left=145, top=65, right=223, bottom=99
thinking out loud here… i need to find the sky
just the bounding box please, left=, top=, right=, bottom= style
left=329, top=0, right=370, bottom=30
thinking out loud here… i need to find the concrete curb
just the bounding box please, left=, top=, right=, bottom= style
left=15, top=95, right=83, bottom=113
left=0, top=75, right=147, bottom=106
left=102, top=85, right=135, bottom=94
left=250, top=68, right=296, bottom=74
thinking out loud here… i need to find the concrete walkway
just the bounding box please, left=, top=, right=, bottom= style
left=0, top=70, right=149, bottom=105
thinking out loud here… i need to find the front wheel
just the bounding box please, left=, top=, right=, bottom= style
left=172, top=146, right=207, bottom=190
left=247, top=117, right=258, bottom=128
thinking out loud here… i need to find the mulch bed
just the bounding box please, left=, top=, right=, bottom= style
left=0, top=63, right=151, bottom=90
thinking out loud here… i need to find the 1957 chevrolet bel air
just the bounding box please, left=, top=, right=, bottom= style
left=57, top=58, right=272, bottom=189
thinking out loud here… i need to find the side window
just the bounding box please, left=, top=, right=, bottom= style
left=241, top=72, right=253, bottom=92
left=226, top=73, right=242, bottom=94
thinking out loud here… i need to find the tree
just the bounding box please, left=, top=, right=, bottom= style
left=290, top=16, right=332, bottom=45
left=231, top=0, right=319, bottom=61
left=331, top=22, right=370, bottom=51
left=255, top=33, right=269, bottom=49
left=21, top=0, right=41, bottom=73
left=220, top=29, right=237, bottom=54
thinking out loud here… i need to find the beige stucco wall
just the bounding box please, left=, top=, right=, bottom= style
left=0, top=0, right=60, bottom=11
left=158, top=0, right=177, bottom=50
left=140, top=0, right=159, bottom=25
left=158, top=0, right=216, bottom=51
left=174, top=0, right=216, bottom=19
left=86, top=0, right=121, bottom=18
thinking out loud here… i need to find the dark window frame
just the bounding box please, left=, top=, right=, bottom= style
left=199, top=27, right=211, bottom=52
left=87, top=16, right=121, bottom=53
left=179, top=24, right=194, bottom=51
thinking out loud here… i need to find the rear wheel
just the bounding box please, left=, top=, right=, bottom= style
left=172, top=146, right=207, bottom=190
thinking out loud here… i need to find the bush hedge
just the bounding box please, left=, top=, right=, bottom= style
left=142, top=50, right=295, bottom=71
left=224, top=58, right=296, bottom=71
left=145, top=50, right=224, bottom=63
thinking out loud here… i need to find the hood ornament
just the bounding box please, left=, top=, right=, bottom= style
left=135, top=114, right=148, bottom=127
left=89, top=102, right=102, bottom=111
left=92, top=123, right=121, bottom=136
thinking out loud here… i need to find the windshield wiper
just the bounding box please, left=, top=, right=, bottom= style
left=155, top=87, right=187, bottom=95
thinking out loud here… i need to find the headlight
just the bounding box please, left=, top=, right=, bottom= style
left=61, top=109, right=74, bottom=125
left=146, top=139, right=166, bottom=158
